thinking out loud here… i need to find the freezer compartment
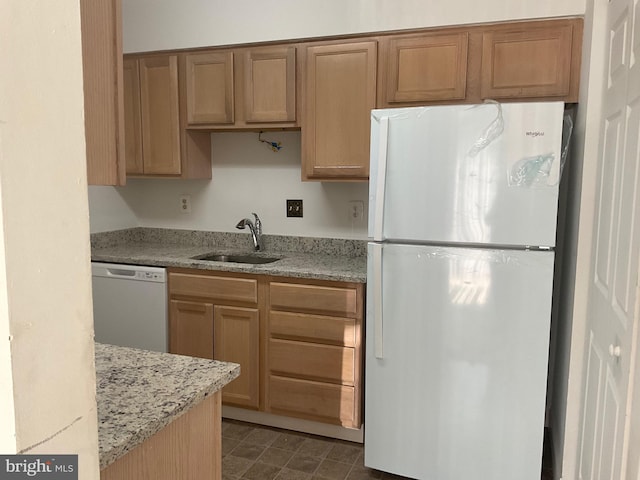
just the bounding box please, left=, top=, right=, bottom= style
left=364, top=243, right=554, bottom=480
left=369, top=102, right=565, bottom=247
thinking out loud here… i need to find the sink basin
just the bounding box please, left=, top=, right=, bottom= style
left=193, top=253, right=280, bottom=264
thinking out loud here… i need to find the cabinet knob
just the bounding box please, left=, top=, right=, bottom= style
left=609, top=344, right=622, bottom=358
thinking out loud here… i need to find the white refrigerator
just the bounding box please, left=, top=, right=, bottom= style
left=364, top=102, right=567, bottom=480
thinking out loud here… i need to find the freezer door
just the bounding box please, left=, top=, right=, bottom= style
left=365, top=243, right=554, bottom=480
left=368, top=102, right=565, bottom=247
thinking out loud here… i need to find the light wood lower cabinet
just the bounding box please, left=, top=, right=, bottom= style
left=167, top=269, right=365, bottom=429
left=168, top=270, right=260, bottom=409
left=266, top=280, right=364, bottom=428
left=169, top=300, right=214, bottom=359
left=268, top=376, right=357, bottom=427
left=214, top=305, right=259, bottom=408
left=100, top=392, right=221, bottom=480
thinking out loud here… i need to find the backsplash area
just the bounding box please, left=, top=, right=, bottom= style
left=90, top=227, right=367, bottom=257
left=88, top=132, right=369, bottom=239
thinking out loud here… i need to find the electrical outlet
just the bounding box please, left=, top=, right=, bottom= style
left=287, top=199, right=303, bottom=218
left=179, top=195, right=191, bottom=214
left=348, top=200, right=364, bottom=223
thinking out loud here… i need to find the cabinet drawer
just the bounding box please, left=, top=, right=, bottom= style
left=269, top=282, right=358, bottom=317
left=269, top=339, right=354, bottom=385
left=270, top=311, right=356, bottom=347
left=269, top=375, right=356, bottom=427
left=170, top=273, right=258, bottom=304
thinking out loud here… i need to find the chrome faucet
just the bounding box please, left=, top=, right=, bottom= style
left=235, top=213, right=263, bottom=251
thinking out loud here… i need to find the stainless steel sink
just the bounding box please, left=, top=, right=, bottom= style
left=193, top=253, right=280, bottom=264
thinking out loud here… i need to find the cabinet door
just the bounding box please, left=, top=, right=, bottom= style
left=481, top=22, right=574, bottom=99
left=214, top=305, right=259, bottom=409
left=169, top=300, right=214, bottom=359
left=380, top=33, right=468, bottom=105
left=302, top=41, right=377, bottom=181
left=123, top=58, right=143, bottom=175
left=139, top=55, right=181, bottom=174
left=244, top=46, right=296, bottom=123
left=185, top=52, right=234, bottom=125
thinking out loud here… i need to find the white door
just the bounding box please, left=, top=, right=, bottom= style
left=365, top=243, right=555, bottom=480
left=577, top=0, right=640, bottom=477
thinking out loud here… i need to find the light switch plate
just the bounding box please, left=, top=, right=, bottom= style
left=287, top=199, right=303, bottom=217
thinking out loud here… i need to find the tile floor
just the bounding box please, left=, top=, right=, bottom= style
left=222, top=419, right=402, bottom=480
left=222, top=419, right=553, bottom=480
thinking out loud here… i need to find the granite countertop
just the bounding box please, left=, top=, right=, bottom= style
left=95, top=343, right=240, bottom=469
left=91, top=228, right=367, bottom=283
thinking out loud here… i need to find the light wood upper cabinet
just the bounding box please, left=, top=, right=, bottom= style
left=481, top=20, right=581, bottom=101
left=378, top=32, right=469, bottom=106
left=80, top=0, right=126, bottom=186
left=243, top=46, right=296, bottom=123
left=123, top=58, right=143, bottom=175
left=123, top=54, right=212, bottom=178
left=139, top=55, right=182, bottom=174
left=302, top=41, right=377, bottom=181
left=185, top=52, right=234, bottom=125
left=185, top=46, right=297, bottom=129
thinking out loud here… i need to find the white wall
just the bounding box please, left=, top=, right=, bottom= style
left=88, top=186, right=138, bottom=233
left=116, top=132, right=369, bottom=238
left=122, top=0, right=586, bottom=53
left=0, top=0, right=99, bottom=475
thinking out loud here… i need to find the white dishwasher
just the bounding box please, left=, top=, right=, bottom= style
left=91, top=262, right=168, bottom=352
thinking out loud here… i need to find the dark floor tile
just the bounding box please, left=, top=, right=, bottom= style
left=314, top=459, right=352, bottom=480
left=259, top=447, right=295, bottom=467
left=242, top=462, right=281, bottom=480
left=222, top=437, right=241, bottom=457
left=230, top=442, right=267, bottom=461
left=224, top=422, right=255, bottom=441
left=272, top=432, right=308, bottom=452
left=244, top=427, right=281, bottom=446
left=222, top=455, right=253, bottom=478
left=326, top=444, right=362, bottom=465
left=277, top=468, right=313, bottom=480
left=346, top=465, right=383, bottom=480
left=286, top=453, right=323, bottom=474
left=298, top=438, right=335, bottom=458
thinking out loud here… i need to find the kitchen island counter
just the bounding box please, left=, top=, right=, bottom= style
left=95, top=342, right=239, bottom=470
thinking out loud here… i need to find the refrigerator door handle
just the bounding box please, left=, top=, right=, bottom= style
left=372, top=243, right=384, bottom=359
left=373, top=117, right=389, bottom=242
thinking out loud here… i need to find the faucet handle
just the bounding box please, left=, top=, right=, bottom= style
left=252, top=213, right=262, bottom=234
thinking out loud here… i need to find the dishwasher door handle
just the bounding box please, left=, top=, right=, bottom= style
left=106, top=268, right=137, bottom=278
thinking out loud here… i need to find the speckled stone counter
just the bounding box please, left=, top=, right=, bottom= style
left=95, top=343, right=240, bottom=469
left=91, top=228, right=367, bottom=283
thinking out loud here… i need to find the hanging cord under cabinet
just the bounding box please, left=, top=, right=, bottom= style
left=258, top=131, right=282, bottom=152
